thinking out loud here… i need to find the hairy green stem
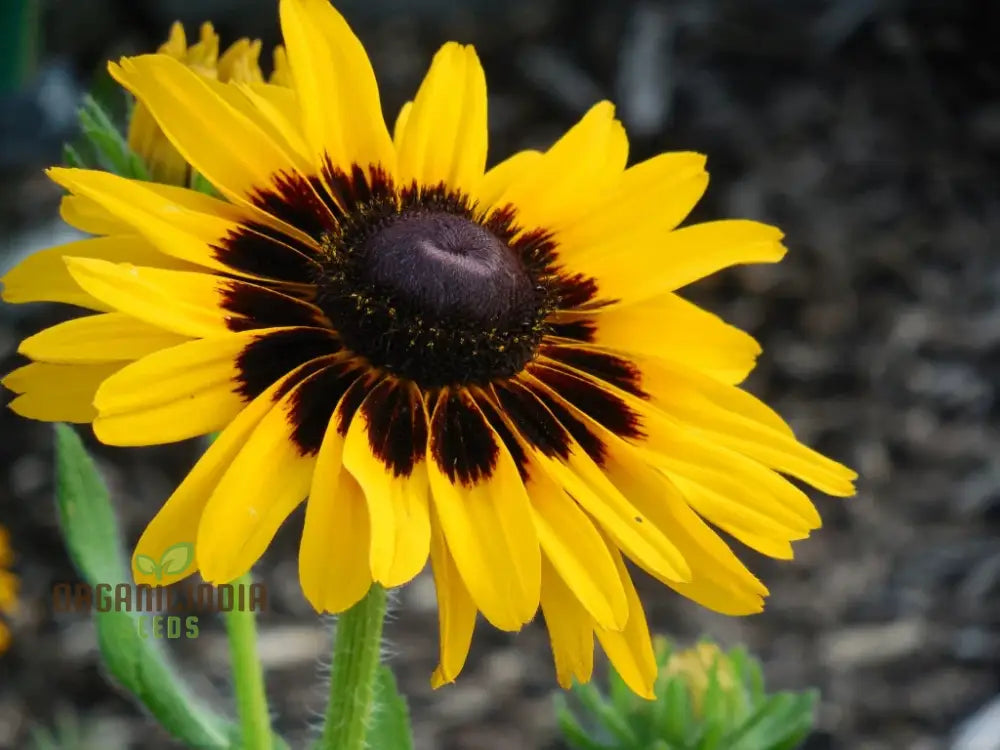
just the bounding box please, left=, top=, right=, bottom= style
left=223, top=572, right=272, bottom=750
left=317, top=584, right=388, bottom=750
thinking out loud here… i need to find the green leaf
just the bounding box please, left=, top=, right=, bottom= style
left=607, top=659, right=634, bottom=719
left=159, top=542, right=194, bottom=576
left=54, top=424, right=290, bottom=749
left=71, top=95, right=151, bottom=179
left=54, top=424, right=127, bottom=583
left=659, top=678, right=691, bottom=745
left=700, top=661, right=725, bottom=730
left=764, top=691, right=818, bottom=750
left=746, top=658, right=766, bottom=704
left=366, top=666, right=414, bottom=750
left=555, top=694, right=613, bottom=750
left=576, top=678, right=640, bottom=746
left=62, top=142, right=85, bottom=169
left=695, top=721, right=725, bottom=750
left=728, top=692, right=817, bottom=750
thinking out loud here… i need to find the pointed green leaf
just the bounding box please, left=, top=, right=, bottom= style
left=661, top=678, right=691, bottom=745
left=55, top=424, right=127, bottom=583
left=74, top=95, right=151, bottom=179
left=746, top=658, right=766, bottom=704
left=62, top=142, right=85, bottom=169
left=696, top=721, right=725, bottom=750
left=366, top=666, right=414, bottom=750
left=575, top=677, right=639, bottom=746
left=728, top=691, right=818, bottom=750
left=763, top=691, right=818, bottom=750
left=555, top=694, right=614, bottom=750
left=54, top=424, right=288, bottom=749
left=700, top=660, right=726, bottom=737
left=607, top=659, right=634, bottom=719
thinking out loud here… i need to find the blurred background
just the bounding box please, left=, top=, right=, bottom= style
left=1, top=0, right=998, bottom=748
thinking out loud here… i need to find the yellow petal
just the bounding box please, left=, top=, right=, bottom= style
left=684, top=416, right=856, bottom=498
left=110, top=54, right=307, bottom=213
left=59, top=176, right=262, bottom=236
left=197, top=370, right=322, bottom=583
left=60, top=194, right=128, bottom=235
left=278, top=0, right=394, bottom=177
left=159, top=21, right=187, bottom=59
left=131, top=372, right=296, bottom=586
left=300, top=419, right=373, bottom=613
left=666, top=473, right=805, bottom=558
left=551, top=292, right=762, bottom=385
left=218, top=38, right=264, bottom=84
left=634, top=355, right=855, bottom=495
left=270, top=45, right=293, bottom=87
left=595, top=543, right=657, bottom=700
left=64, top=257, right=319, bottom=337
left=556, top=151, right=708, bottom=254
left=426, top=390, right=540, bottom=631
left=48, top=167, right=320, bottom=278
left=4, top=362, right=122, bottom=423
left=590, top=424, right=768, bottom=615
left=200, top=76, right=314, bottom=177
left=429, top=519, right=477, bottom=688
left=473, top=150, right=541, bottom=213
left=527, top=464, right=628, bottom=631
left=184, top=22, right=220, bottom=74
left=91, top=330, right=271, bottom=445
left=19, top=312, right=189, bottom=363
left=621, top=408, right=822, bottom=532
left=495, top=102, right=627, bottom=232
left=127, top=100, right=188, bottom=186
left=632, top=353, right=794, bottom=437
left=64, top=258, right=233, bottom=337
left=565, top=377, right=821, bottom=536
left=238, top=82, right=311, bottom=166
left=508, top=376, right=691, bottom=584
left=342, top=380, right=431, bottom=588
left=396, top=43, right=487, bottom=191
left=1, top=235, right=196, bottom=310
left=577, top=220, right=787, bottom=304
left=540, top=557, right=594, bottom=689
left=528, top=353, right=833, bottom=536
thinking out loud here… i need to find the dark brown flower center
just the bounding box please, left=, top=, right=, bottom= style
left=317, top=208, right=549, bottom=388
left=364, top=212, right=538, bottom=324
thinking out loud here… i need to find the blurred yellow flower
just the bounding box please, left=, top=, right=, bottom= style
left=662, top=640, right=738, bottom=717
left=127, top=22, right=288, bottom=185
left=0, top=527, right=18, bottom=656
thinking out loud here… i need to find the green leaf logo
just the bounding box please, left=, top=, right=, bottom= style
left=133, top=542, right=194, bottom=582
left=159, top=542, right=194, bottom=576
left=134, top=554, right=158, bottom=576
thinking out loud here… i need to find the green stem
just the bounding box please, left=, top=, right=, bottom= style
left=317, top=584, right=388, bottom=750
left=223, top=572, right=272, bottom=750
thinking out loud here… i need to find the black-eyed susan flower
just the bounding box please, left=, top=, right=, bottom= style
left=1, top=0, right=855, bottom=696
left=0, top=526, right=18, bottom=655
left=127, top=21, right=290, bottom=185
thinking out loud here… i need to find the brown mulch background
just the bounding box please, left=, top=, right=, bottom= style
left=1, top=1, right=998, bottom=748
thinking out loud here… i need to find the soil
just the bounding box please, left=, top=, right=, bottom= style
left=1, top=1, right=998, bottom=749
